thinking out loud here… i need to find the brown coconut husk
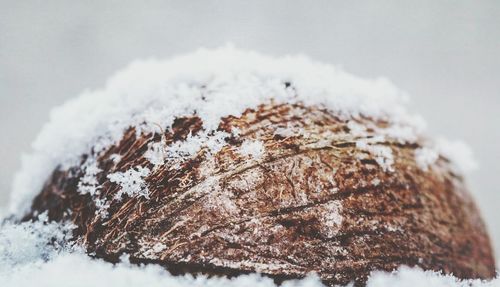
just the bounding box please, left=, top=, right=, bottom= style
left=25, top=103, right=495, bottom=286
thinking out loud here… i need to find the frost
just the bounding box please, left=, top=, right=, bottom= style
left=205, top=131, right=230, bottom=154
left=9, top=44, right=475, bottom=215
left=274, top=124, right=307, bottom=138
left=162, top=131, right=229, bottom=165
left=108, top=166, right=151, bottom=200
left=371, top=178, right=381, bottom=186
left=78, top=158, right=102, bottom=196
left=238, top=140, right=265, bottom=159
left=94, top=197, right=111, bottom=218
left=144, top=142, right=166, bottom=166
left=152, top=242, right=167, bottom=253
left=356, top=139, right=394, bottom=172
left=414, top=147, right=439, bottom=171
left=318, top=201, right=343, bottom=237
left=110, top=154, right=122, bottom=164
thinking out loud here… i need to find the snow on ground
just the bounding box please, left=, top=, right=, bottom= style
left=0, top=217, right=498, bottom=287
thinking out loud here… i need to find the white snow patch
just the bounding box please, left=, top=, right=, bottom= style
left=414, top=147, right=439, bottom=171
left=436, top=138, right=478, bottom=174
left=110, top=154, right=122, bottom=164
left=77, top=159, right=102, bottom=196
left=274, top=123, right=308, bottom=138
left=413, top=139, right=477, bottom=174
left=238, top=140, right=265, bottom=159
left=9, top=46, right=423, bottom=216
left=163, top=131, right=229, bottom=165
left=319, top=201, right=343, bottom=237
left=107, top=166, right=151, bottom=200
left=78, top=158, right=111, bottom=217
left=356, top=139, right=395, bottom=172
left=346, top=120, right=368, bottom=137
left=144, top=141, right=166, bottom=167
left=371, top=178, right=381, bottom=186
left=367, top=266, right=497, bottom=287
left=152, top=242, right=167, bottom=253
left=0, top=214, right=74, bottom=269
left=379, top=123, right=422, bottom=144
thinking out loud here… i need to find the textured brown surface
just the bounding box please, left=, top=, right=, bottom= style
left=25, top=103, right=495, bottom=286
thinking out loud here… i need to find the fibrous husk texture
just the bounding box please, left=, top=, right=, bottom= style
left=26, top=103, right=495, bottom=286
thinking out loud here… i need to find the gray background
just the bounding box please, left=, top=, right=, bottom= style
left=1, top=1, right=499, bottom=259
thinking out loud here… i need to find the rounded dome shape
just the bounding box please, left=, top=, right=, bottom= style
left=16, top=48, right=494, bottom=286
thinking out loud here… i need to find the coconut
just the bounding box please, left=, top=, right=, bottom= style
left=14, top=47, right=495, bottom=286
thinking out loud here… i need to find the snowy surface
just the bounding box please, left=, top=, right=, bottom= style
left=107, top=166, right=151, bottom=200
left=8, top=46, right=476, bottom=217
left=1, top=47, right=491, bottom=286
left=355, top=139, right=395, bottom=172
left=414, top=147, right=439, bottom=172
left=238, top=140, right=265, bottom=159
left=0, top=218, right=498, bottom=287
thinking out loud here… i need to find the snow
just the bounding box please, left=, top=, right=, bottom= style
left=2, top=46, right=489, bottom=286
left=0, top=214, right=74, bottom=269
left=356, top=139, right=395, bottom=172
left=238, top=140, right=265, bottom=159
left=78, top=158, right=102, bottom=196
left=414, top=147, right=439, bottom=171
left=0, top=218, right=499, bottom=287
left=436, top=138, right=478, bottom=174
left=144, top=142, right=166, bottom=167
left=8, top=46, right=477, bottom=215
left=318, top=201, right=343, bottom=237
left=411, top=138, right=478, bottom=174
left=371, top=178, right=381, bottom=186
left=9, top=45, right=424, bottom=216
left=107, top=166, right=151, bottom=200
left=367, top=266, right=497, bottom=287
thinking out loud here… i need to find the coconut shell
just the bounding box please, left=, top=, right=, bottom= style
left=25, top=103, right=495, bottom=286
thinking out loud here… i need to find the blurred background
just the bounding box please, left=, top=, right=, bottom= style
left=1, top=1, right=499, bottom=259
